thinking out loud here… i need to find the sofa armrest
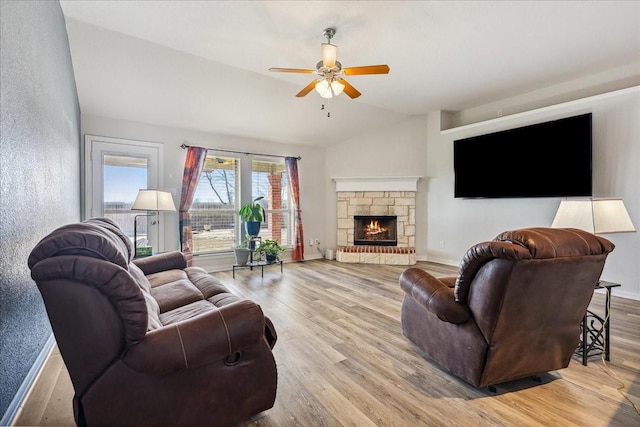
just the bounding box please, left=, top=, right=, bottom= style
left=123, top=300, right=266, bottom=375
left=132, top=251, right=187, bottom=275
left=400, top=267, right=470, bottom=324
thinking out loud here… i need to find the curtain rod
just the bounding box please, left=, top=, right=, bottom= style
left=180, top=143, right=301, bottom=160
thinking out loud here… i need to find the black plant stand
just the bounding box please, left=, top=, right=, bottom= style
left=232, top=236, right=284, bottom=278
left=233, top=259, right=283, bottom=278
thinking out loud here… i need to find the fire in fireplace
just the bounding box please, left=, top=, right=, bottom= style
left=354, top=215, right=397, bottom=246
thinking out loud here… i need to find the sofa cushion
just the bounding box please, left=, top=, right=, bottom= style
left=147, top=269, right=188, bottom=289
left=149, top=273, right=204, bottom=313
left=208, top=293, right=242, bottom=307
left=186, top=267, right=239, bottom=303
left=159, top=300, right=217, bottom=326
left=148, top=267, right=241, bottom=313
left=129, top=263, right=162, bottom=331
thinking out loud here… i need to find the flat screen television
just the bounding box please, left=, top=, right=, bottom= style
left=453, top=113, right=592, bottom=198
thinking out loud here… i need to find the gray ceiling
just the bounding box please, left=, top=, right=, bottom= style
left=60, top=1, right=640, bottom=147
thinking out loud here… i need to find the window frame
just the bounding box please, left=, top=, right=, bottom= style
left=189, top=154, right=241, bottom=254
left=189, top=153, right=295, bottom=255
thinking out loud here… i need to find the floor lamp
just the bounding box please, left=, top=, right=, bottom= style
left=551, top=197, right=635, bottom=364
left=131, top=189, right=177, bottom=257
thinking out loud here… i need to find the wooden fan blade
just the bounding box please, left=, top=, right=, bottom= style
left=296, top=80, right=318, bottom=97
left=339, top=79, right=361, bottom=99
left=342, top=64, right=390, bottom=75
left=269, top=67, right=315, bottom=74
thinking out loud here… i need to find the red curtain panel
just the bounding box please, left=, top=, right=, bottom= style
left=179, top=146, right=208, bottom=266
left=285, top=157, right=304, bottom=260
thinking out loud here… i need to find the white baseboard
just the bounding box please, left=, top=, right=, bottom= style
left=421, top=255, right=459, bottom=268
left=608, top=289, right=640, bottom=301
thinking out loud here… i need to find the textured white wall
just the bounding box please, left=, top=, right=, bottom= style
left=0, top=1, right=81, bottom=420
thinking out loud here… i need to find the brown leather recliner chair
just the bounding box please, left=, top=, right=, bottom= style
left=28, top=218, right=277, bottom=427
left=400, top=227, right=614, bottom=388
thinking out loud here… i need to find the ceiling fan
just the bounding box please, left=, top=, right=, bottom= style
left=269, top=28, right=390, bottom=99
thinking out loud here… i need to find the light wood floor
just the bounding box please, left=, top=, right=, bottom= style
left=14, top=260, right=640, bottom=426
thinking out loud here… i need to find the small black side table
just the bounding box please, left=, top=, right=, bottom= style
left=575, top=280, right=621, bottom=366
left=232, top=260, right=283, bottom=279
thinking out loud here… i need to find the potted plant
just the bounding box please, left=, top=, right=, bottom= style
left=255, top=239, right=285, bottom=263
left=233, top=239, right=251, bottom=266
left=239, top=196, right=265, bottom=237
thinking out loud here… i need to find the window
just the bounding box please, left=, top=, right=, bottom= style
left=252, top=159, right=292, bottom=246
left=103, top=154, right=148, bottom=240
left=190, top=156, right=239, bottom=253
left=189, top=155, right=294, bottom=254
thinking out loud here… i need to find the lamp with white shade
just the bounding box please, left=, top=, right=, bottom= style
left=551, top=198, right=636, bottom=234
left=551, top=197, right=635, bottom=365
left=131, top=189, right=176, bottom=257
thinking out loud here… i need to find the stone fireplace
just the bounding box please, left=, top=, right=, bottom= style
left=333, top=176, right=420, bottom=265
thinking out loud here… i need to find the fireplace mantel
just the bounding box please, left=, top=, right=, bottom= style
left=332, top=176, right=421, bottom=192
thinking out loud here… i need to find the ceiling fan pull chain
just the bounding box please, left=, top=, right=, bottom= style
left=321, top=100, right=331, bottom=118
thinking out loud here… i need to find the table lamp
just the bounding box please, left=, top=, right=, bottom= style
left=131, top=189, right=177, bottom=257
left=551, top=198, right=635, bottom=234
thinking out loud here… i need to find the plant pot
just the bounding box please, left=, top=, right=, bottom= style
left=234, top=248, right=250, bottom=266
left=245, top=221, right=261, bottom=237
left=265, top=253, right=277, bottom=263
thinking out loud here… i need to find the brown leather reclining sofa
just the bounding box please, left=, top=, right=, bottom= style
left=28, top=217, right=277, bottom=427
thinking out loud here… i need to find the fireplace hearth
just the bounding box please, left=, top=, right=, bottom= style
left=354, top=215, right=397, bottom=246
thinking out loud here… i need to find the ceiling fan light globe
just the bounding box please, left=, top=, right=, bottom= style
left=331, top=80, right=345, bottom=96
left=321, top=43, right=337, bottom=68
left=315, top=80, right=333, bottom=98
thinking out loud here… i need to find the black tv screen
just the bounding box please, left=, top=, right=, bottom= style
left=453, top=113, right=592, bottom=198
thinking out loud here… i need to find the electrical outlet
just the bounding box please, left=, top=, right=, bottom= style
left=497, top=109, right=503, bottom=117
left=309, top=239, right=314, bottom=246
left=439, top=241, right=445, bottom=249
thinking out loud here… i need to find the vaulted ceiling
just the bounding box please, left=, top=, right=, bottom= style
left=60, top=1, right=640, bottom=147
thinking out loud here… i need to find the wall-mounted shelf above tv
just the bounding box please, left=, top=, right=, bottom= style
left=441, top=85, right=639, bottom=135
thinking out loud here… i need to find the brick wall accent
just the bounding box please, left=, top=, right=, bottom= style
left=335, top=245, right=416, bottom=265
left=268, top=173, right=282, bottom=242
